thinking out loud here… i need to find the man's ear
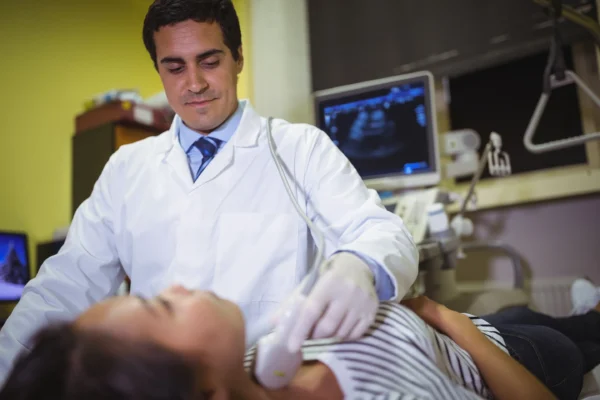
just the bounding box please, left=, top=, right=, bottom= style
left=236, top=46, right=244, bottom=74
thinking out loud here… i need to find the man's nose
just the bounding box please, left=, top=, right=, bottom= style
left=186, top=66, right=207, bottom=93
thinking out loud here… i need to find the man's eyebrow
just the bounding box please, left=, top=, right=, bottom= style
left=159, top=49, right=225, bottom=65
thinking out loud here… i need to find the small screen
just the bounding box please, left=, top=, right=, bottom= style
left=0, top=232, right=30, bottom=302
left=317, top=79, right=434, bottom=179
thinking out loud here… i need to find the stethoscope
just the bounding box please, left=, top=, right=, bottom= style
left=244, top=117, right=326, bottom=389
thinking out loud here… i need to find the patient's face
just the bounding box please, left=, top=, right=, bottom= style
left=76, top=285, right=246, bottom=388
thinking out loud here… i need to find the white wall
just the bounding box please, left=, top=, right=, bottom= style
left=460, top=194, right=600, bottom=284
left=250, top=0, right=314, bottom=124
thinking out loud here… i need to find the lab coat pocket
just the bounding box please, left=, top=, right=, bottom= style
left=214, top=212, right=299, bottom=305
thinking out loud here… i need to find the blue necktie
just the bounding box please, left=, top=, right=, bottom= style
left=193, top=137, right=222, bottom=180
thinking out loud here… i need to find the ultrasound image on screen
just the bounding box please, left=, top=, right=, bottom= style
left=0, top=233, right=29, bottom=301
left=320, top=82, right=431, bottom=178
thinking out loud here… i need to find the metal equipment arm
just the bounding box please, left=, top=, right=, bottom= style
left=461, top=241, right=526, bottom=290
left=532, top=0, right=600, bottom=46
left=456, top=132, right=509, bottom=220
left=458, top=141, right=492, bottom=218
left=532, top=0, right=600, bottom=47
left=524, top=0, right=600, bottom=153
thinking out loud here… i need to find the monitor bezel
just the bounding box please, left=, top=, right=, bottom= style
left=313, top=71, right=440, bottom=191
left=0, top=230, right=31, bottom=303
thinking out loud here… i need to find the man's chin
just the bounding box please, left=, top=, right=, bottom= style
left=181, top=117, right=221, bottom=134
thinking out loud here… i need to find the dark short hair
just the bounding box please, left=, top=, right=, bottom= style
left=0, top=323, right=198, bottom=400
left=143, top=0, right=242, bottom=69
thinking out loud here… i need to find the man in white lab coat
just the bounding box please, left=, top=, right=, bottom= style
left=0, top=0, right=418, bottom=383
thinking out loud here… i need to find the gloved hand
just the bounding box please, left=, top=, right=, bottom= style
left=285, top=252, right=378, bottom=352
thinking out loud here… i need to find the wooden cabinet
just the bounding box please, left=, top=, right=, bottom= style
left=72, top=123, right=161, bottom=215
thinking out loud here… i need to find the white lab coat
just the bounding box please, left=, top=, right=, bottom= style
left=0, top=102, right=418, bottom=382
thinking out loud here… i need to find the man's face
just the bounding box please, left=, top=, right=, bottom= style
left=154, top=20, right=243, bottom=133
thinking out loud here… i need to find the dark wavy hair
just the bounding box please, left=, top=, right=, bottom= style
left=143, top=0, right=242, bottom=69
left=0, top=323, right=198, bottom=400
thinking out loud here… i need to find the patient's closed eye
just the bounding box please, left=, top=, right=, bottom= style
left=135, top=295, right=173, bottom=316
left=157, top=296, right=173, bottom=314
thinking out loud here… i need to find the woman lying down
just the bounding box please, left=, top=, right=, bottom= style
left=2, top=280, right=600, bottom=400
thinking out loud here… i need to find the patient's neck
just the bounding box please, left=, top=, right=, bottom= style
left=252, top=361, right=343, bottom=400
left=224, top=372, right=271, bottom=400
left=233, top=373, right=316, bottom=400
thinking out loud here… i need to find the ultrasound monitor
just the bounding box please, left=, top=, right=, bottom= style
left=314, top=71, right=440, bottom=191
left=0, top=231, right=30, bottom=302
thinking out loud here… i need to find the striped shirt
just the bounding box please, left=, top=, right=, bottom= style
left=244, top=301, right=508, bottom=399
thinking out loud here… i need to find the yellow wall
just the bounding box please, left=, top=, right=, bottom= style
left=0, top=0, right=252, bottom=308
left=235, top=0, right=253, bottom=101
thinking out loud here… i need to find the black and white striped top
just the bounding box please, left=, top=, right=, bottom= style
left=245, top=301, right=508, bottom=399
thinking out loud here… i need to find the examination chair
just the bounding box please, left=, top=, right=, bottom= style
left=417, top=238, right=529, bottom=316
left=416, top=238, right=600, bottom=399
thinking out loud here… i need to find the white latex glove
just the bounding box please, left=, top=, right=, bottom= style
left=286, top=252, right=378, bottom=352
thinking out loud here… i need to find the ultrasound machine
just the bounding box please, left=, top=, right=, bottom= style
left=313, top=71, right=530, bottom=317
left=314, top=71, right=441, bottom=244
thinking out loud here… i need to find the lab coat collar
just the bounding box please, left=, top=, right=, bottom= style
left=178, top=100, right=245, bottom=153
left=156, top=99, right=263, bottom=189
left=232, top=100, right=262, bottom=148
left=155, top=99, right=262, bottom=157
